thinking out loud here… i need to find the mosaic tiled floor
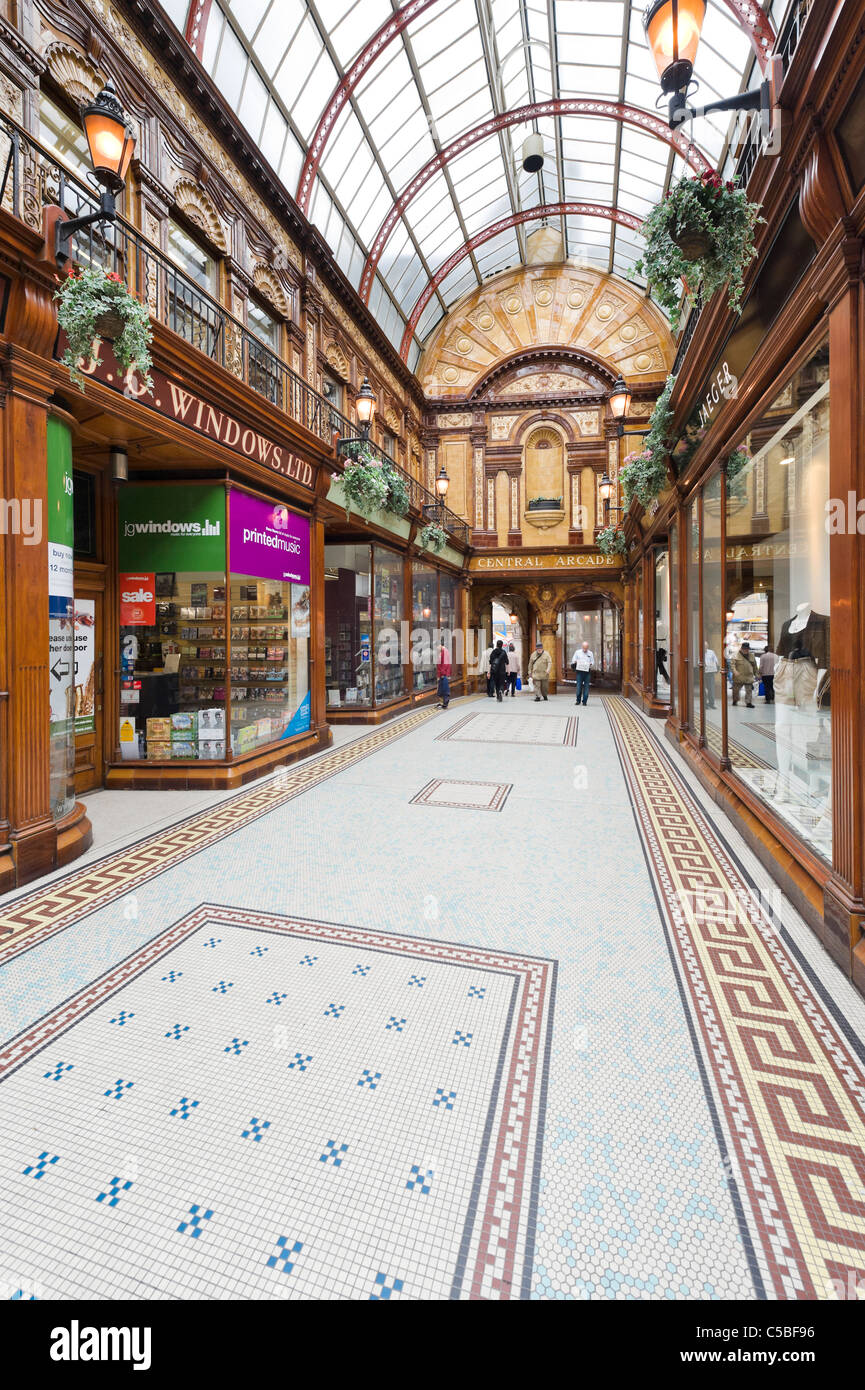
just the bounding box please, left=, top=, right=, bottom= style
left=409, top=779, right=512, bottom=812
left=0, top=904, right=554, bottom=1300
left=436, top=710, right=578, bottom=747
left=1, top=694, right=864, bottom=1300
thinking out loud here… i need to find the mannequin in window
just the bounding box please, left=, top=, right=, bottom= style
left=772, top=601, right=830, bottom=795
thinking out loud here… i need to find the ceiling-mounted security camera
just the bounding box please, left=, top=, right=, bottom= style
left=521, top=134, right=544, bottom=172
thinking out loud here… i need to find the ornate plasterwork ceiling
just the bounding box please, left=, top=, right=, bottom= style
left=165, top=0, right=776, bottom=368
left=417, top=263, right=675, bottom=397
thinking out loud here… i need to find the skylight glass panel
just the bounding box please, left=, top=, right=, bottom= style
left=379, top=223, right=412, bottom=279
left=327, top=0, right=392, bottom=66
left=248, top=3, right=302, bottom=74
left=258, top=103, right=286, bottom=170
left=407, top=340, right=421, bottom=374
left=239, top=63, right=268, bottom=140
left=161, top=0, right=190, bottom=31
left=356, top=48, right=415, bottom=125
left=437, top=263, right=479, bottom=305
left=278, top=129, right=303, bottom=189
left=201, top=4, right=223, bottom=70
left=557, top=32, right=623, bottom=67
left=227, top=0, right=271, bottom=38
left=557, top=0, right=625, bottom=37
left=407, top=0, right=471, bottom=63
left=213, top=21, right=248, bottom=107
left=353, top=184, right=398, bottom=246
left=417, top=300, right=443, bottom=342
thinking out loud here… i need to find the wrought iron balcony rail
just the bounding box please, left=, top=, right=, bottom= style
left=337, top=435, right=469, bottom=545
left=0, top=112, right=468, bottom=546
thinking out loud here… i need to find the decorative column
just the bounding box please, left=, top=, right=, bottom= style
left=505, top=461, right=522, bottom=548
left=567, top=448, right=583, bottom=544
left=470, top=422, right=487, bottom=545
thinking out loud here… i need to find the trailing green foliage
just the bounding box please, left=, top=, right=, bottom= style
left=596, top=525, right=628, bottom=558
left=631, top=171, right=763, bottom=333
left=55, top=265, right=153, bottom=392
left=340, top=446, right=410, bottom=520
left=619, top=373, right=676, bottom=509
left=418, top=521, right=448, bottom=553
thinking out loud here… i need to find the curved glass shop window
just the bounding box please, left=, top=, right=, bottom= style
left=654, top=548, right=671, bottom=702
left=702, top=473, right=723, bottom=754
left=47, top=417, right=75, bottom=820
left=669, top=526, right=679, bottom=714
left=724, top=339, right=831, bottom=859
left=412, top=561, right=438, bottom=694
left=374, top=546, right=405, bottom=705
left=687, top=498, right=701, bottom=736
left=324, top=543, right=372, bottom=709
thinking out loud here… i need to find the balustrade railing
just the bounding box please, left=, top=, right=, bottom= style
left=0, top=112, right=468, bottom=546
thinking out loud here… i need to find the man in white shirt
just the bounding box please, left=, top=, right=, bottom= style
left=703, top=643, right=719, bottom=709
left=571, top=640, right=595, bottom=706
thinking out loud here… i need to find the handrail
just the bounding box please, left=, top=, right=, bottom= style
left=0, top=111, right=468, bottom=547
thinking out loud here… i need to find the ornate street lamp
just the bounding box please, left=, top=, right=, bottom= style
left=56, top=82, right=136, bottom=263
left=608, top=374, right=633, bottom=423
left=643, top=0, right=773, bottom=130
left=423, top=464, right=450, bottom=521
left=354, top=376, right=376, bottom=439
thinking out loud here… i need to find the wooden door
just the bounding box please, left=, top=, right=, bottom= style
left=72, top=587, right=104, bottom=794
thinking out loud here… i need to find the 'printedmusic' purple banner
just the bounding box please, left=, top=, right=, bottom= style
left=229, top=489, right=310, bottom=584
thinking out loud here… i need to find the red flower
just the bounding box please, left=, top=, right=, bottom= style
left=106, top=271, right=122, bottom=283
left=726, top=180, right=734, bottom=192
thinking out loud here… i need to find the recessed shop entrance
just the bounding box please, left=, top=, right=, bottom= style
left=557, top=593, right=622, bottom=691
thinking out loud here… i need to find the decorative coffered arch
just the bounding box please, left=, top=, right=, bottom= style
left=359, top=99, right=712, bottom=305
left=418, top=264, right=675, bottom=399
left=399, top=202, right=643, bottom=361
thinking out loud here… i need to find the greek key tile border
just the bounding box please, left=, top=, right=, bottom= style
left=605, top=695, right=865, bottom=1301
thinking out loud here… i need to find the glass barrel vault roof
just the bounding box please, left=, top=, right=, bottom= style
left=162, top=0, right=779, bottom=369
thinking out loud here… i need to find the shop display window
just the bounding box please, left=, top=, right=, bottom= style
left=121, top=569, right=228, bottom=762
left=229, top=575, right=309, bottom=755
left=687, top=498, right=701, bottom=736
left=440, top=572, right=460, bottom=675
left=325, top=543, right=372, bottom=709
left=724, top=339, right=831, bottom=859
left=654, top=549, right=671, bottom=702
left=412, top=561, right=438, bottom=694
left=117, top=485, right=310, bottom=763
left=669, top=527, right=679, bottom=712
left=702, top=474, right=723, bottom=750
left=374, top=546, right=405, bottom=704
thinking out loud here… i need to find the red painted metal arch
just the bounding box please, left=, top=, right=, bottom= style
left=296, top=0, right=441, bottom=214
left=295, top=0, right=774, bottom=217
left=399, top=202, right=644, bottom=361
left=361, top=99, right=712, bottom=305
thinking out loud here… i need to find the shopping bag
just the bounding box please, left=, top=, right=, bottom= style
left=758, top=680, right=765, bottom=697
left=527, top=678, right=534, bottom=692
left=516, top=676, right=522, bottom=691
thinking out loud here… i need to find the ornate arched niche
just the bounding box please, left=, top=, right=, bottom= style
left=524, top=425, right=566, bottom=530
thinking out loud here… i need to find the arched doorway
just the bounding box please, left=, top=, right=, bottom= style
left=556, top=591, right=622, bottom=691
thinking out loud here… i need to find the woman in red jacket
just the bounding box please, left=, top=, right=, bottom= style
left=436, top=642, right=452, bottom=709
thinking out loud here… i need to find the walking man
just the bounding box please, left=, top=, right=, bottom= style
left=571, top=640, right=594, bottom=706
left=435, top=639, right=451, bottom=710
left=489, top=639, right=509, bottom=702
left=528, top=640, right=551, bottom=701
left=759, top=645, right=778, bottom=704
left=731, top=640, right=758, bottom=708
left=506, top=642, right=519, bottom=697
left=481, top=639, right=495, bottom=697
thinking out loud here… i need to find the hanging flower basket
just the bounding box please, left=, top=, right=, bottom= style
left=668, top=222, right=714, bottom=261
left=596, top=524, right=628, bottom=558
left=419, top=521, right=447, bottom=553
left=54, top=265, right=153, bottom=393
left=631, top=171, right=763, bottom=334
left=339, top=445, right=410, bottom=520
